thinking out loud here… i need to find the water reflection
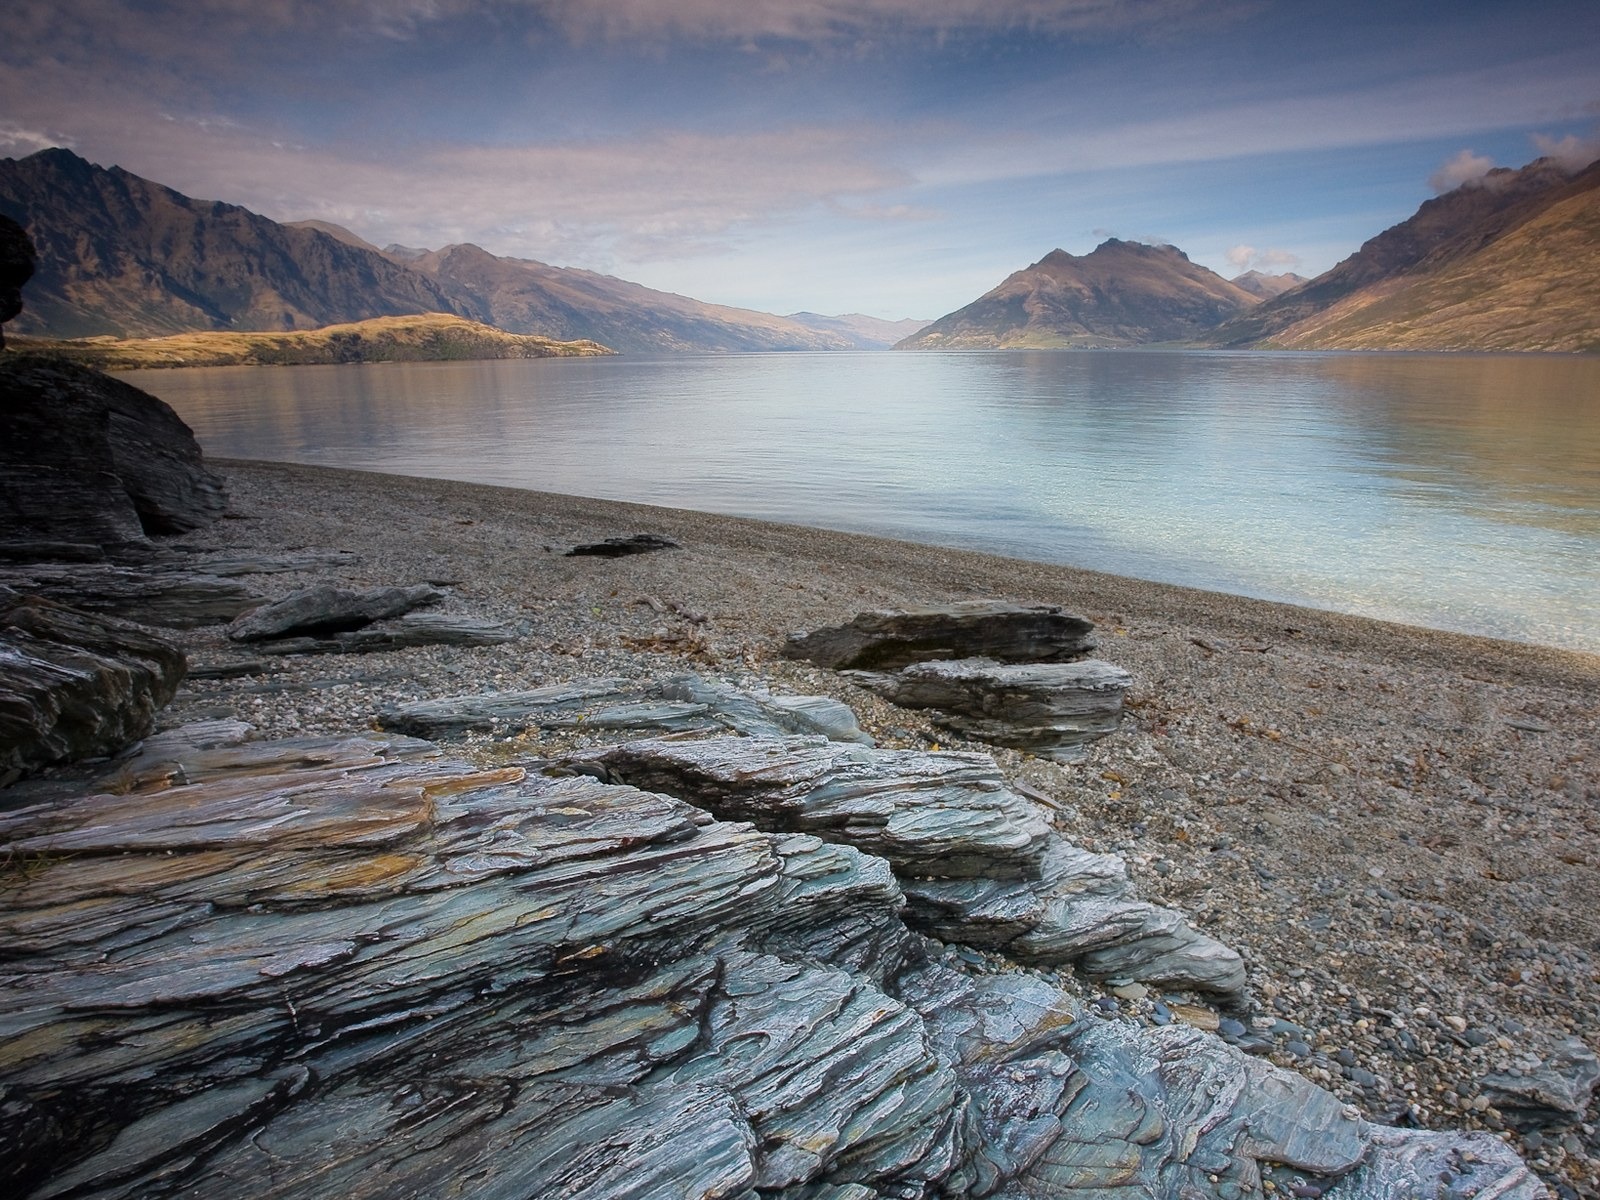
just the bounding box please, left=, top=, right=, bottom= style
left=119, top=351, right=1600, bottom=652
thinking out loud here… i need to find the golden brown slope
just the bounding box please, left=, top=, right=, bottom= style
left=6, top=313, right=613, bottom=368
left=1267, top=180, right=1600, bottom=352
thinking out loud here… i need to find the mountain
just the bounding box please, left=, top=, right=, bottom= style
left=896, top=239, right=1260, bottom=350
left=1230, top=270, right=1308, bottom=300
left=783, top=312, right=933, bottom=349
left=402, top=243, right=853, bottom=353
left=1209, top=155, right=1599, bottom=350
left=0, top=148, right=857, bottom=352
left=10, top=313, right=611, bottom=369
left=0, top=149, right=461, bottom=338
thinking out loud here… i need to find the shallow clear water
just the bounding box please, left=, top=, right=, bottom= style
left=118, top=350, right=1600, bottom=653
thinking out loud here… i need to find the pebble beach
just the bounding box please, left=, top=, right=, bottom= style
left=159, top=458, right=1600, bottom=1196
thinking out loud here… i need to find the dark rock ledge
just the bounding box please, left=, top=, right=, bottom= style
left=0, top=727, right=1542, bottom=1199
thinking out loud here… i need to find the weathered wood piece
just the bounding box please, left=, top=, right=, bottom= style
left=380, top=672, right=872, bottom=744
left=566, top=734, right=1248, bottom=999
left=0, top=596, right=186, bottom=783
left=783, top=601, right=1095, bottom=670
left=849, top=656, right=1132, bottom=761
left=226, top=582, right=445, bottom=641
left=566, top=533, right=680, bottom=557
left=0, top=730, right=1541, bottom=1199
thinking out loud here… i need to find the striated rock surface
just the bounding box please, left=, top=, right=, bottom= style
left=849, top=656, right=1132, bottom=761
left=0, top=357, right=226, bottom=557
left=0, top=595, right=186, bottom=783
left=0, top=561, right=263, bottom=628
left=381, top=672, right=873, bottom=744
left=226, top=582, right=445, bottom=641
left=565, top=734, right=1248, bottom=1000
left=255, top=611, right=526, bottom=656
left=783, top=601, right=1096, bottom=670
left=0, top=729, right=1542, bottom=1199
left=1481, top=1037, right=1600, bottom=1130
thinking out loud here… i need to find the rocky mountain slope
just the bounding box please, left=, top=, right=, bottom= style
left=896, top=239, right=1261, bottom=349
left=0, top=149, right=857, bottom=352
left=403, top=242, right=852, bottom=353
left=1210, top=156, right=1600, bottom=351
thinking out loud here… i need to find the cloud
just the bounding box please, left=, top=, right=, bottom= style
left=0, top=125, right=69, bottom=154
left=1427, top=148, right=1495, bottom=193
left=1531, top=129, right=1600, bottom=169
left=1225, top=244, right=1302, bottom=273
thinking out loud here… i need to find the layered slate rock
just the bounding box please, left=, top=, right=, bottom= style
left=784, top=601, right=1096, bottom=669
left=1481, top=1037, right=1600, bottom=1130
left=254, top=611, right=526, bottom=656
left=0, top=213, right=36, bottom=349
left=850, top=656, right=1133, bottom=762
left=0, top=595, right=186, bottom=783
left=0, top=730, right=1542, bottom=1199
left=566, top=533, right=680, bottom=557
left=0, top=561, right=263, bottom=628
left=381, top=672, right=872, bottom=745
left=226, top=582, right=445, bottom=641
left=0, top=357, right=226, bottom=557
left=566, top=734, right=1249, bottom=1000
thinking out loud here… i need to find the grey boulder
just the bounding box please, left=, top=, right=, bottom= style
left=783, top=601, right=1096, bottom=669
left=226, top=582, right=445, bottom=641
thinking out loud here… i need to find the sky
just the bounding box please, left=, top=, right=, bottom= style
left=3, top=1, right=1598, bottom=320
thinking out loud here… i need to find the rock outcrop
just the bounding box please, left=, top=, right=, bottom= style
left=0, top=357, right=227, bottom=558
left=0, top=212, right=36, bottom=349
left=848, top=656, right=1132, bottom=762
left=566, top=533, right=680, bottom=557
left=0, top=595, right=186, bottom=783
left=784, top=602, right=1096, bottom=670
left=567, top=733, right=1249, bottom=1001
left=0, top=728, right=1543, bottom=1198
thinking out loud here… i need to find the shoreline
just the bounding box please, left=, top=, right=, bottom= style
left=153, top=459, right=1600, bottom=1191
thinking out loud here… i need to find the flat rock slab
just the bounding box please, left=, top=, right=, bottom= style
left=566, top=533, right=680, bottom=557
left=0, top=562, right=264, bottom=628
left=0, top=595, right=186, bottom=783
left=1481, top=1036, right=1600, bottom=1129
left=0, top=729, right=1542, bottom=1199
left=227, top=582, right=445, bottom=641
left=567, top=734, right=1247, bottom=1001
left=783, top=601, right=1096, bottom=670
left=380, top=672, right=872, bottom=745
left=255, top=612, right=526, bottom=656
left=850, top=656, right=1132, bottom=762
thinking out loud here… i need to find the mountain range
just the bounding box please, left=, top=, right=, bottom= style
left=0, top=149, right=908, bottom=353
left=2, top=146, right=1595, bottom=356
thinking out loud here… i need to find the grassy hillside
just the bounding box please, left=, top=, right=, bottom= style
left=6, top=313, right=614, bottom=368
left=1264, top=184, right=1600, bottom=353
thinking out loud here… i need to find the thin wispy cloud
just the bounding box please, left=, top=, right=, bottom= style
left=1225, top=245, right=1302, bottom=273
left=1428, top=149, right=1496, bottom=194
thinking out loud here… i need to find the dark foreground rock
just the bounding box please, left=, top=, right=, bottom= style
left=1482, top=1038, right=1600, bottom=1131
left=0, top=595, right=186, bottom=783
left=0, top=213, right=36, bottom=349
left=568, top=733, right=1250, bottom=1001
left=255, top=611, right=527, bottom=656
left=0, top=561, right=263, bottom=628
left=226, top=582, right=445, bottom=641
left=567, top=533, right=680, bottom=557
left=0, top=357, right=227, bottom=557
left=850, top=656, right=1132, bottom=762
left=0, top=729, right=1543, bottom=1199
left=784, top=601, right=1096, bottom=669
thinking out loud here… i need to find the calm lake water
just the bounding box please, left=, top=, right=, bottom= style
left=119, top=351, right=1600, bottom=654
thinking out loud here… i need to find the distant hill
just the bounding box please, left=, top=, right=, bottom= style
left=784, top=311, right=932, bottom=349
left=896, top=240, right=1260, bottom=350
left=7, top=313, right=612, bottom=369
left=0, top=148, right=862, bottom=353
left=1210, top=155, right=1599, bottom=350
left=1230, top=270, right=1308, bottom=300
left=403, top=243, right=854, bottom=354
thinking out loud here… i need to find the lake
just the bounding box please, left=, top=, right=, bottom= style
left=118, top=351, right=1600, bottom=654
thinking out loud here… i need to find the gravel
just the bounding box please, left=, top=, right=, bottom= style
left=148, top=459, right=1600, bottom=1197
